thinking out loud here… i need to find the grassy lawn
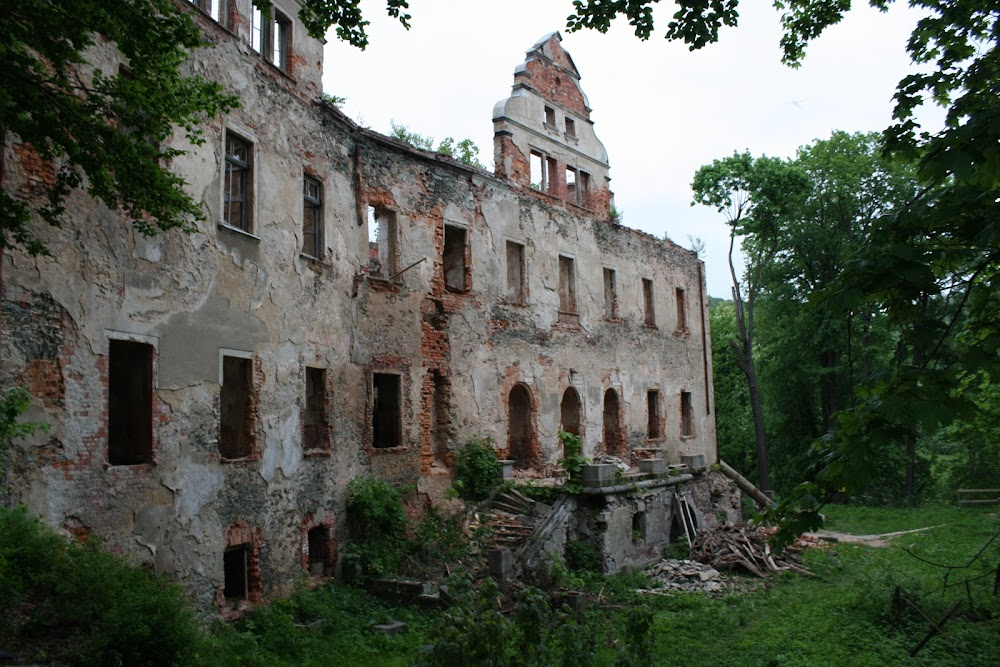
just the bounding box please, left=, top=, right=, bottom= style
left=211, top=504, right=999, bottom=666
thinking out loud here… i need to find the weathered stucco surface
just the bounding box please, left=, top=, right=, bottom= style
left=1, top=0, right=719, bottom=610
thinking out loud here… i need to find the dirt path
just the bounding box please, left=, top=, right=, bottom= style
left=808, top=525, right=945, bottom=548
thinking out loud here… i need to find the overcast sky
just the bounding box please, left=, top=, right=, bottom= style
left=321, top=0, right=943, bottom=298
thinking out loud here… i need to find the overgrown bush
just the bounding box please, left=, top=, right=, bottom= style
left=453, top=437, right=502, bottom=501
left=565, top=539, right=602, bottom=575
left=559, top=431, right=587, bottom=492
left=0, top=506, right=203, bottom=665
left=344, top=476, right=407, bottom=576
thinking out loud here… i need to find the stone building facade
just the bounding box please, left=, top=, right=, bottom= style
left=1, top=0, right=718, bottom=609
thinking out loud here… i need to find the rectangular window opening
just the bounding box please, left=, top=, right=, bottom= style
left=368, top=206, right=400, bottom=279
left=529, top=151, right=546, bottom=191
left=303, top=367, right=328, bottom=451
left=603, top=268, right=618, bottom=320
left=544, top=106, right=556, bottom=126
left=506, top=241, right=526, bottom=304
left=250, top=5, right=265, bottom=53
left=220, top=356, right=253, bottom=459
left=372, top=373, right=402, bottom=449
left=546, top=157, right=558, bottom=195
left=108, top=340, right=154, bottom=466
left=565, top=117, right=576, bottom=137
left=647, top=390, right=661, bottom=439
left=224, top=133, right=253, bottom=232
left=302, top=175, right=322, bottom=258
left=681, top=391, right=695, bottom=437
left=223, top=545, right=249, bottom=600
left=558, top=255, right=577, bottom=314
left=443, top=225, right=468, bottom=293
left=307, top=526, right=330, bottom=574
left=566, top=167, right=579, bottom=205
left=676, top=287, right=687, bottom=330
left=272, top=12, right=291, bottom=71
left=643, top=278, right=656, bottom=326
left=579, top=171, right=591, bottom=207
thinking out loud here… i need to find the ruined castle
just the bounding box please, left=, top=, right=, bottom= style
left=1, top=0, right=727, bottom=610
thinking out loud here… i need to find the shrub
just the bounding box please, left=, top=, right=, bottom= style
left=0, top=506, right=203, bottom=665
left=559, top=431, right=587, bottom=492
left=565, top=539, right=602, bottom=575
left=453, top=437, right=502, bottom=501
left=345, top=477, right=407, bottom=576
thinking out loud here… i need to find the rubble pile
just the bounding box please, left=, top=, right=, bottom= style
left=690, top=525, right=811, bottom=577
left=639, top=558, right=726, bottom=593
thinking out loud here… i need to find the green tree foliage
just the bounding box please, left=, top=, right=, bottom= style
left=389, top=121, right=485, bottom=169
left=1, top=0, right=239, bottom=255
left=344, top=476, right=407, bottom=576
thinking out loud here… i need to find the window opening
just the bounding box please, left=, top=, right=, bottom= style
left=632, top=511, right=647, bottom=542
left=579, top=171, right=591, bottom=207
left=430, top=371, right=452, bottom=464
left=529, top=151, right=546, bottom=191
left=681, top=391, right=695, bottom=437
left=506, top=241, right=526, bottom=304
left=566, top=167, right=579, bottom=204
left=603, top=268, right=618, bottom=319
left=368, top=206, right=400, bottom=279
left=544, top=106, right=556, bottom=126
left=443, top=225, right=467, bottom=293
left=220, top=356, right=253, bottom=459
left=223, top=545, right=249, bottom=600
left=303, top=367, right=327, bottom=451
left=676, top=287, right=687, bottom=330
left=250, top=5, right=265, bottom=53
left=224, top=133, right=252, bottom=232
left=108, top=340, right=154, bottom=465
left=560, top=387, right=581, bottom=437
left=272, top=12, right=291, bottom=71
left=565, top=117, right=576, bottom=137
left=558, top=255, right=576, bottom=314
left=546, top=157, right=558, bottom=195
left=372, top=373, right=402, bottom=449
left=302, top=175, right=322, bottom=257
left=647, top=390, right=661, bottom=439
left=307, top=526, right=330, bottom=575
left=603, top=388, right=623, bottom=458
left=643, top=278, right=656, bottom=326
left=508, top=384, right=533, bottom=469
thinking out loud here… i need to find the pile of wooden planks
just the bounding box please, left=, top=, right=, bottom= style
left=689, top=525, right=811, bottom=578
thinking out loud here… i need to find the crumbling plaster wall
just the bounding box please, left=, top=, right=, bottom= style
left=1, top=6, right=718, bottom=611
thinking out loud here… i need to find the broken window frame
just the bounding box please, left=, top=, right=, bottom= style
left=371, top=372, right=403, bottom=449
left=505, top=240, right=526, bottom=304
left=223, top=132, right=253, bottom=233
left=107, top=337, right=155, bottom=466
left=187, top=0, right=227, bottom=25
left=558, top=254, right=577, bottom=315
left=302, top=175, right=323, bottom=258
left=442, top=224, right=469, bottom=293
left=642, top=278, right=656, bottom=327
left=647, top=389, right=662, bottom=440
left=680, top=391, right=695, bottom=438
left=250, top=5, right=292, bottom=73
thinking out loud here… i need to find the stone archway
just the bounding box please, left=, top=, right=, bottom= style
left=560, top=386, right=582, bottom=436
left=603, top=388, right=625, bottom=458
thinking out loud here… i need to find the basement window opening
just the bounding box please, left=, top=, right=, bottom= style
left=372, top=373, right=402, bottom=449
left=632, top=511, right=647, bottom=543
left=443, top=225, right=468, bottom=293
left=220, top=355, right=253, bottom=459
left=223, top=545, right=249, bottom=601
left=307, top=526, right=330, bottom=575
left=108, top=339, right=154, bottom=466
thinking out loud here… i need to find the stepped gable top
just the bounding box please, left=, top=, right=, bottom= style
left=513, top=32, right=590, bottom=118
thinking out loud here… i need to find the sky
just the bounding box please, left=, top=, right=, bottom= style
left=321, top=0, right=943, bottom=298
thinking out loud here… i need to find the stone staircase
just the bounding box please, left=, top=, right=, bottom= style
left=481, top=488, right=542, bottom=551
